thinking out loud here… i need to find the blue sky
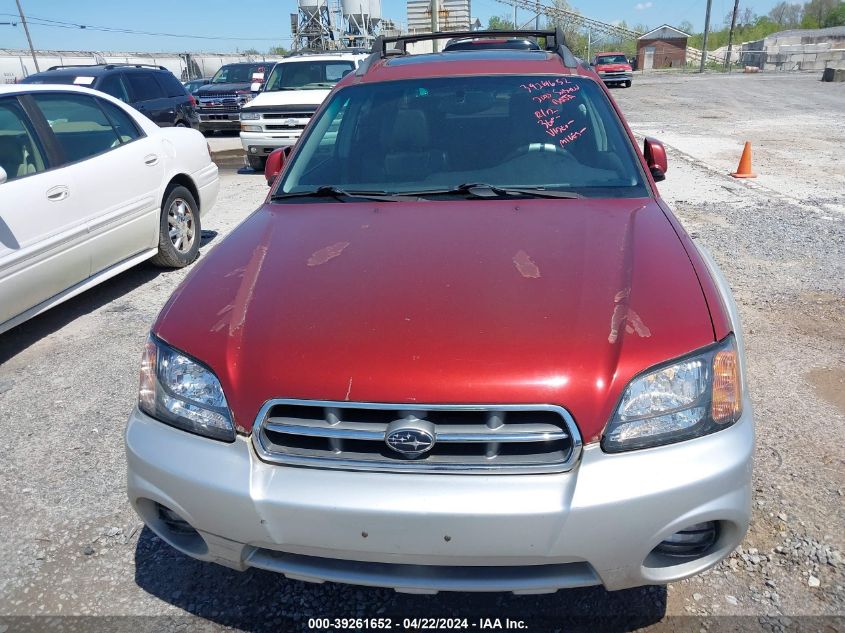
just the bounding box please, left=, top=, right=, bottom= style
left=1, top=0, right=783, bottom=52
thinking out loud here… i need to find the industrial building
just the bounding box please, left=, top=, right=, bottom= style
left=636, top=25, right=690, bottom=70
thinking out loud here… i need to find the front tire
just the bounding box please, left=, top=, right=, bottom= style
left=150, top=185, right=201, bottom=268
left=625, top=80, right=632, bottom=88
left=247, top=155, right=266, bottom=171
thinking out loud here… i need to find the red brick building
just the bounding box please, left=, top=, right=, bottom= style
left=637, top=25, right=690, bottom=70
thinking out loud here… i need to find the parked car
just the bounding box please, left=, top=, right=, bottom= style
left=183, top=77, right=212, bottom=96
left=239, top=51, right=367, bottom=170
left=21, top=64, right=199, bottom=127
left=593, top=52, right=634, bottom=87
left=126, top=29, right=752, bottom=595
left=443, top=36, right=541, bottom=51
left=0, top=84, right=218, bottom=335
left=195, top=62, right=274, bottom=135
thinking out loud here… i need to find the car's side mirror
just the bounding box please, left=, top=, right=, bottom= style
left=250, top=81, right=262, bottom=93
left=0, top=166, right=6, bottom=185
left=264, top=146, right=292, bottom=187
left=643, top=137, right=667, bottom=182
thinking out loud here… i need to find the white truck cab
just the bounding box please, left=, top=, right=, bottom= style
left=239, top=51, right=368, bottom=170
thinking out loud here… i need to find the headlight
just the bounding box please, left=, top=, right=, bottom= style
left=241, top=124, right=262, bottom=132
left=138, top=335, right=235, bottom=442
left=602, top=335, right=741, bottom=452
left=240, top=112, right=260, bottom=120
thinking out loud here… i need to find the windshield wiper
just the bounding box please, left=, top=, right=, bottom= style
left=270, top=186, right=415, bottom=202
left=406, top=183, right=584, bottom=199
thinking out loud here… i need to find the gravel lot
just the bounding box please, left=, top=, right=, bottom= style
left=0, top=72, right=843, bottom=632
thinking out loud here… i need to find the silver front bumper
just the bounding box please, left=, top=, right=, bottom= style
left=240, top=132, right=300, bottom=155
left=125, top=403, right=753, bottom=593
left=599, top=72, right=633, bottom=81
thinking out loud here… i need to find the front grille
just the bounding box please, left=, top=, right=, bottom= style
left=253, top=400, right=581, bottom=474
left=198, top=93, right=240, bottom=112
left=263, top=112, right=314, bottom=120
left=265, top=124, right=307, bottom=131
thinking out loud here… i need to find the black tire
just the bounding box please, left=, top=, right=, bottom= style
left=202, top=128, right=215, bottom=137
left=150, top=185, right=201, bottom=268
left=175, top=120, right=188, bottom=128
left=625, top=80, right=632, bottom=88
left=247, top=155, right=266, bottom=171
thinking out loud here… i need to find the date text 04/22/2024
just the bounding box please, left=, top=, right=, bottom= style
left=306, top=617, right=528, bottom=630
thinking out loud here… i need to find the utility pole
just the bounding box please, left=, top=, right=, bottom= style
left=699, top=0, right=713, bottom=73
left=535, top=0, right=539, bottom=29
left=587, top=28, right=591, bottom=62
left=430, top=0, right=439, bottom=52
left=15, top=0, right=39, bottom=72
left=725, top=0, right=740, bottom=70
left=512, top=0, right=517, bottom=28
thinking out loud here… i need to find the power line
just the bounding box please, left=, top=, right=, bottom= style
left=0, top=12, right=294, bottom=42
left=14, top=0, right=40, bottom=71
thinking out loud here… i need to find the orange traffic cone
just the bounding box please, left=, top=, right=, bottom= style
left=731, top=141, right=757, bottom=178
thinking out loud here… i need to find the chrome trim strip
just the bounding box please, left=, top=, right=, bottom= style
left=264, top=422, right=384, bottom=441
left=264, top=420, right=568, bottom=443
left=252, top=399, right=583, bottom=475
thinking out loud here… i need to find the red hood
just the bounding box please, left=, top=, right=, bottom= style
left=596, top=63, right=632, bottom=72
left=154, top=199, right=715, bottom=442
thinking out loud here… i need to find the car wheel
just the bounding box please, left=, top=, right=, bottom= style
left=175, top=120, right=188, bottom=128
left=150, top=185, right=201, bottom=268
left=247, top=155, right=266, bottom=171
left=625, top=81, right=632, bottom=88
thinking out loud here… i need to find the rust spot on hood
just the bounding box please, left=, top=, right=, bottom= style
left=513, top=250, right=541, bottom=278
left=308, top=241, right=350, bottom=267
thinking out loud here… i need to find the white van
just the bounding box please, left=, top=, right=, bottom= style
left=239, top=51, right=368, bottom=170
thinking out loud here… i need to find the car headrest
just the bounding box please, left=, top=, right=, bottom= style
left=385, top=109, right=429, bottom=149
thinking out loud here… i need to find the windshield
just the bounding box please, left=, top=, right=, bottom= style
left=263, top=60, right=356, bottom=92
left=276, top=75, right=648, bottom=199
left=211, top=64, right=269, bottom=84
left=596, top=55, right=628, bottom=65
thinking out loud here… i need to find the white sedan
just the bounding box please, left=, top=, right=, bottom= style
left=0, top=83, right=219, bottom=335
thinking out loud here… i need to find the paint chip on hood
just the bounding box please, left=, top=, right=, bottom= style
left=308, top=241, right=350, bottom=267
left=513, top=250, right=541, bottom=278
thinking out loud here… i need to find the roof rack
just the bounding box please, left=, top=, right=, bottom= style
left=365, top=28, right=578, bottom=69
left=46, top=63, right=168, bottom=71
left=104, top=63, right=168, bottom=70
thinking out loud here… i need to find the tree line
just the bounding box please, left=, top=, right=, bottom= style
left=488, top=0, right=844, bottom=57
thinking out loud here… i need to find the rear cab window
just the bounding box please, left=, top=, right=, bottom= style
left=279, top=75, right=649, bottom=199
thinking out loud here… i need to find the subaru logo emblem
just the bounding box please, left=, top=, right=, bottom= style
left=385, top=420, right=435, bottom=457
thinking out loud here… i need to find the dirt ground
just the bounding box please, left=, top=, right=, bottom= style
left=0, top=71, right=843, bottom=632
